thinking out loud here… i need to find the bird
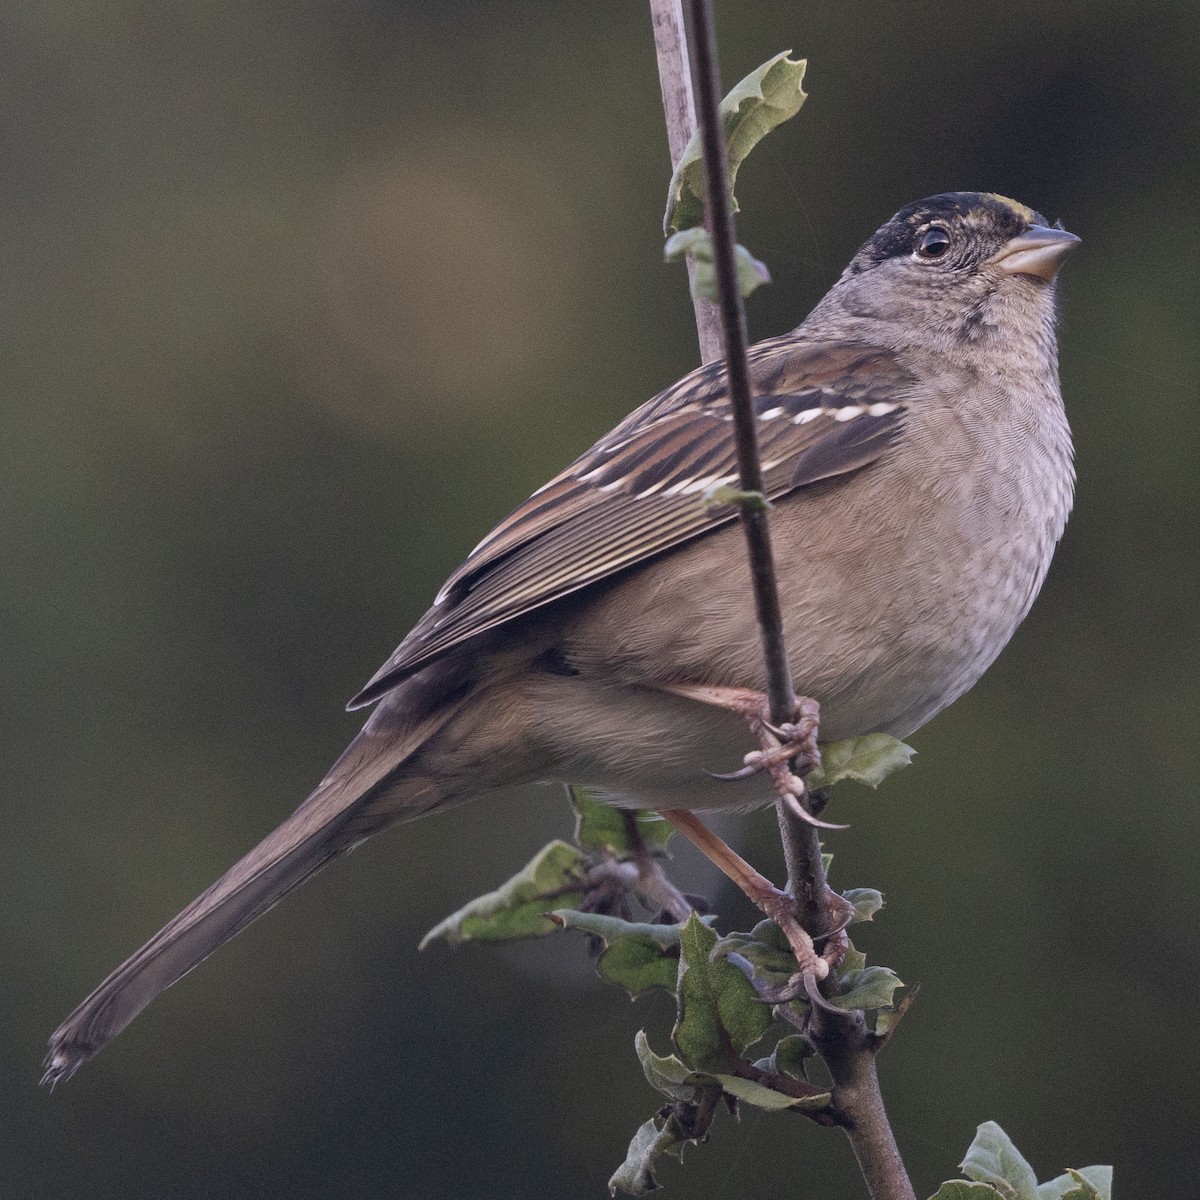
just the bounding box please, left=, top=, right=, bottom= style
left=44, top=191, right=1078, bottom=1084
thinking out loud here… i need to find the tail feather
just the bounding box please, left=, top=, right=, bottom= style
left=43, top=702, right=449, bottom=1086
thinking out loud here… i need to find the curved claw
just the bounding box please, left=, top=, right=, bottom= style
left=704, top=765, right=759, bottom=782
left=781, top=791, right=849, bottom=832
left=802, top=970, right=847, bottom=1016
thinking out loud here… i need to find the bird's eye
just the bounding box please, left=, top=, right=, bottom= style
left=915, top=227, right=952, bottom=259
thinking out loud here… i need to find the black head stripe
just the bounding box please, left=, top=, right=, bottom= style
left=852, top=191, right=1048, bottom=268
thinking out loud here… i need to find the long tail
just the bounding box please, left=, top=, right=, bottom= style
left=43, top=696, right=452, bottom=1086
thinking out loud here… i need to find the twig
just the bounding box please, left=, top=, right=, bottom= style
left=808, top=1005, right=918, bottom=1200
left=650, top=0, right=823, bottom=926
left=620, top=810, right=695, bottom=922
left=684, top=0, right=794, bottom=724
left=663, top=5, right=918, bottom=1199
left=678, top=0, right=830, bottom=925
left=649, top=0, right=723, bottom=363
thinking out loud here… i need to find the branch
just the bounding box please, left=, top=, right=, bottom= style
left=808, top=1005, right=918, bottom=1200
left=684, top=1, right=793, bottom=726
left=677, top=0, right=832, bottom=932
left=649, top=0, right=723, bottom=363
left=656, top=5, right=917, bottom=1199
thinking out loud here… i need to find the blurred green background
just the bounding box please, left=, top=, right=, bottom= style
left=4, top=1, right=1197, bottom=1196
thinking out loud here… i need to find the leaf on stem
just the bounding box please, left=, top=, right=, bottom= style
left=569, top=786, right=674, bottom=856
left=664, top=51, right=808, bottom=235
left=419, top=840, right=587, bottom=947
left=931, top=1123, right=1113, bottom=1200
left=636, top=1029, right=826, bottom=1116
left=635, top=1029, right=714, bottom=1102
left=608, top=1113, right=691, bottom=1196
left=829, top=965, right=904, bottom=1014
left=713, top=1072, right=826, bottom=1112
left=806, top=734, right=916, bottom=791
left=843, top=887, right=884, bottom=924
left=551, top=909, right=711, bottom=997
left=752, top=1033, right=813, bottom=1081
left=673, top=914, right=772, bottom=1073
left=714, top=919, right=796, bottom=993
left=959, top=1122, right=1042, bottom=1200
left=664, top=228, right=771, bottom=300
left=1036, top=1168, right=1112, bottom=1200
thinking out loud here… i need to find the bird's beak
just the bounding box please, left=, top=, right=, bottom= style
left=989, top=224, right=1081, bottom=281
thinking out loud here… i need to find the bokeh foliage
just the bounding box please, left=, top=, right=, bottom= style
left=5, top=2, right=1198, bottom=1197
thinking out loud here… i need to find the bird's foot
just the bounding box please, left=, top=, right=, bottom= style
left=658, top=809, right=837, bottom=982
left=659, top=684, right=821, bottom=777
left=661, top=684, right=843, bottom=830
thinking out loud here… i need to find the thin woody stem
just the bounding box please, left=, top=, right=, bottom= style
left=649, top=0, right=723, bottom=363
left=619, top=809, right=694, bottom=922
left=679, top=0, right=830, bottom=916
left=665, top=5, right=917, bottom=1199
left=684, top=0, right=794, bottom=729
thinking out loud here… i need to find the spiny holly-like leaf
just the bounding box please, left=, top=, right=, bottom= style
left=419, top=840, right=586, bottom=947
left=844, top=887, right=884, bottom=924
left=714, top=919, right=796, bottom=991
left=830, top=965, right=904, bottom=1013
left=960, top=1122, right=1040, bottom=1200
left=664, top=51, right=807, bottom=234
left=634, top=1030, right=712, bottom=1102
left=569, top=786, right=674, bottom=856
left=711, top=1071, right=825, bottom=1112
left=673, top=914, right=772, bottom=1073
left=600, top=938, right=683, bottom=997
left=806, top=734, right=915, bottom=791
left=753, top=1034, right=813, bottom=1081
left=636, top=1031, right=823, bottom=1114
left=664, top=228, right=771, bottom=300
left=552, top=909, right=708, bottom=997
left=837, top=942, right=868, bottom=975
left=929, top=1184, right=1010, bottom=1200
left=608, top=1115, right=688, bottom=1196
left=1037, top=1167, right=1113, bottom=1200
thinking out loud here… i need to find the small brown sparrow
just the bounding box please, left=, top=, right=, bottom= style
left=45, top=192, right=1078, bottom=1083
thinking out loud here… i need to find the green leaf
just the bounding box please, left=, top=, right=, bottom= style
left=634, top=1030, right=710, bottom=1102
left=663, top=228, right=771, bottom=300
left=712, top=1072, right=824, bottom=1112
left=608, top=1115, right=688, bottom=1196
left=636, top=1031, right=824, bottom=1114
left=551, top=909, right=692, bottom=948
left=837, top=943, right=868, bottom=975
left=673, top=914, right=772, bottom=1073
left=569, top=786, right=674, bottom=856
left=714, top=919, right=796, bottom=991
left=701, top=482, right=770, bottom=512
left=753, top=1034, right=812, bottom=1081
left=419, top=840, right=587, bottom=947
left=806, top=734, right=915, bottom=791
left=830, top=965, right=904, bottom=1013
left=843, top=887, right=884, bottom=924
left=1037, top=1167, right=1112, bottom=1200
left=600, top=937, right=683, bottom=996
left=552, top=908, right=705, bottom=997
left=664, top=52, right=807, bottom=234
left=929, top=1184, right=1010, bottom=1200
left=960, top=1122, right=1040, bottom=1200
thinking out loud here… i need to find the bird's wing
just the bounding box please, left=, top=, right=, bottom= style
left=348, top=338, right=912, bottom=708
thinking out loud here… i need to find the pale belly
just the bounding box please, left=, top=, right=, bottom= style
left=509, top=453, right=1067, bottom=812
